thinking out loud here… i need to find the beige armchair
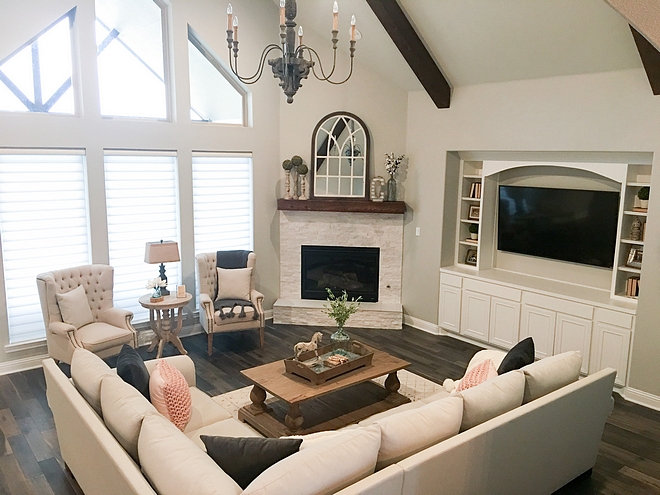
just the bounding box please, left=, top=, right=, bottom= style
left=196, top=251, right=265, bottom=356
left=37, top=264, right=137, bottom=364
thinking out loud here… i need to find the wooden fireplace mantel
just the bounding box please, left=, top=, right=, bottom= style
left=277, top=198, right=406, bottom=214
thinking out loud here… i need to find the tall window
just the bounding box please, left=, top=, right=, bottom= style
left=0, top=9, right=75, bottom=114
left=95, top=0, right=168, bottom=119
left=188, top=26, right=246, bottom=124
left=192, top=153, right=253, bottom=254
left=104, top=153, right=180, bottom=320
left=0, top=152, right=90, bottom=343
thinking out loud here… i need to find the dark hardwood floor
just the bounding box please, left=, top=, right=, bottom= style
left=0, top=322, right=659, bottom=494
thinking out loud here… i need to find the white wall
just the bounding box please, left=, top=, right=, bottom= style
left=404, top=67, right=660, bottom=397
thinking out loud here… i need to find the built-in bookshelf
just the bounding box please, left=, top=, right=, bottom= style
left=457, top=161, right=482, bottom=269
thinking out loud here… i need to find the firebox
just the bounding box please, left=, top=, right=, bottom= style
left=301, top=245, right=380, bottom=302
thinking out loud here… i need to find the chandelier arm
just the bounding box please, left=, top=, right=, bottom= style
left=304, top=46, right=353, bottom=84
left=302, top=46, right=339, bottom=82
left=230, top=44, right=283, bottom=84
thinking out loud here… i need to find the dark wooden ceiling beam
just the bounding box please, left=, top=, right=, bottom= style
left=366, top=0, right=451, bottom=108
left=630, top=25, right=660, bottom=95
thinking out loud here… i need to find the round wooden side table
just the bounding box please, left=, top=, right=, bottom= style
left=138, top=293, right=192, bottom=359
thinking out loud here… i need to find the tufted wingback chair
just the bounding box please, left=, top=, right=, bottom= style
left=36, top=264, right=137, bottom=364
left=196, top=252, right=265, bottom=356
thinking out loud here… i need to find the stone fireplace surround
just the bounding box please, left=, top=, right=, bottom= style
left=273, top=202, right=404, bottom=330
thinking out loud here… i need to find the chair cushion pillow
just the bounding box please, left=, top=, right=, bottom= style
left=56, top=285, right=94, bottom=329
left=116, top=344, right=150, bottom=400
left=70, top=348, right=112, bottom=417
left=456, top=359, right=497, bottom=392
left=201, top=436, right=302, bottom=489
left=242, top=424, right=381, bottom=495
left=497, top=337, right=535, bottom=374
left=100, top=374, right=158, bottom=462
left=374, top=396, right=463, bottom=469
left=216, top=267, right=252, bottom=301
left=455, top=370, right=525, bottom=431
left=521, top=351, right=582, bottom=403
left=139, top=414, right=242, bottom=495
left=149, top=360, right=192, bottom=431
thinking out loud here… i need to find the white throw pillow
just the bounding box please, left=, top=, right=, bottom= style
left=139, top=414, right=242, bottom=495
left=443, top=349, right=507, bottom=392
left=100, top=374, right=158, bottom=463
left=70, top=348, right=113, bottom=417
left=521, top=351, right=582, bottom=404
left=216, top=267, right=252, bottom=301
left=55, top=285, right=94, bottom=329
left=374, top=396, right=463, bottom=470
left=455, top=370, right=525, bottom=431
left=242, top=424, right=381, bottom=495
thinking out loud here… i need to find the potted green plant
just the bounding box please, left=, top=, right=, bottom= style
left=638, top=186, right=650, bottom=209
left=323, top=288, right=361, bottom=349
left=469, top=223, right=479, bottom=240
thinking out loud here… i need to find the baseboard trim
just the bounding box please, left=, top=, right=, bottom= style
left=624, top=387, right=660, bottom=412
left=403, top=314, right=439, bottom=335
left=0, top=354, right=48, bottom=376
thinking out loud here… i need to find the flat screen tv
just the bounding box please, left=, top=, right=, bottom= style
left=498, top=185, right=620, bottom=268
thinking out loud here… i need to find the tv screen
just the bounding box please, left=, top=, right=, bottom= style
left=498, top=185, right=620, bottom=268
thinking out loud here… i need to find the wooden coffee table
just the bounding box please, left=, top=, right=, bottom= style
left=238, top=346, right=410, bottom=437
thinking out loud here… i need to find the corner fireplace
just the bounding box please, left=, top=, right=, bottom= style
left=301, top=245, right=380, bottom=302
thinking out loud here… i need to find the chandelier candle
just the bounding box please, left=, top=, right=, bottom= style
left=333, top=1, right=338, bottom=31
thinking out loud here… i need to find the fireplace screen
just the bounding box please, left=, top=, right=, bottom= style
left=301, top=245, right=379, bottom=302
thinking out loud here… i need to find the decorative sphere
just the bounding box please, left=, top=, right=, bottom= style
left=282, top=159, right=293, bottom=170
left=297, top=163, right=308, bottom=175
left=291, top=155, right=303, bottom=167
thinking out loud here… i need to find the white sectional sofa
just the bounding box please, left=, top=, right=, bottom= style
left=43, top=348, right=616, bottom=495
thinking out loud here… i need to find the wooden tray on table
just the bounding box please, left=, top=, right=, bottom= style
left=284, top=341, right=374, bottom=385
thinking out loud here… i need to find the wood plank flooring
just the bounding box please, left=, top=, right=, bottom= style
left=1, top=322, right=659, bottom=494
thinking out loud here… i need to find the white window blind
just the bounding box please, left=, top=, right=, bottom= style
left=104, top=153, right=180, bottom=321
left=192, top=154, right=253, bottom=255
left=0, top=153, right=90, bottom=343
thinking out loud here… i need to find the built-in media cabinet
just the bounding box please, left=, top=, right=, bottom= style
left=439, top=159, right=651, bottom=388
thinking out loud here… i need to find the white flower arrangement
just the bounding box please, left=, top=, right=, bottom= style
left=385, top=152, right=406, bottom=179
left=145, top=277, right=167, bottom=289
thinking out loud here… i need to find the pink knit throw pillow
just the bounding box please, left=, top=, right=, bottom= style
left=149, top=360, right=192, bottom=431
left=456, top=359, right=497, bottom=392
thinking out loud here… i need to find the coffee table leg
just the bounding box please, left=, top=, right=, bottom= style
left=384, top=371, right=401, bottom=395
left=248, top=385, right=270, bottom=415
left=285, top=403, right=304, bottom=433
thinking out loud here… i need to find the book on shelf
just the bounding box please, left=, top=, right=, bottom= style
left=632, top=207, right=648, bottom=213
left=468, top=182, right=481, bottom=199
left=643, top=221, right=646, bottom=241
left=625, top=276, right=640, bottom=297
left=464, top=238, right=478, bottom=244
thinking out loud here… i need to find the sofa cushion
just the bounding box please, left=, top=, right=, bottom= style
left=186, top=388, right=233, bottom=434
left=116, top=344, right=150, bottom=400
left=455, top=370, right=525, bottom=431
left=56, top=285, right=94, bottom=329
left=359, top=400, right=427, bottom=426
left=201, top=436, right=302, bottom=489
left=285, top=425, right=361, bottom=451
left=243, top=424, right=382, bottom=495
left=456, top=359, right=497, bottom=392
left=70, top=348, right=112, bottom=416
left=149, top=360, right=192, bottom=431
left=188, top=417, right=261, bottom=449
left=216, top=266, right=252, bottom=301
left=521, top=351, right=582, bottom=404
left=373, top=396, right=463, bottom=470
left=139, top=414, right=242, bottom=495
left=101, top=374, right=158, bottom=462
left=497, top=337, right=535, bottom=374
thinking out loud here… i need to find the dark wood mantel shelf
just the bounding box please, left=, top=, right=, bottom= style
left=277, top=198, right=406, bottom=214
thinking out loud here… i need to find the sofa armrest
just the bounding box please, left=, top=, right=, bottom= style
left=145, top=355, right=196, bottom=387
left=99, top=307, right=134, bottom=330
left=251, top=289, right=264, bottom=311
left=49, top=321, right=77, bottom=338
left=199, top=293, right=214, bottom=327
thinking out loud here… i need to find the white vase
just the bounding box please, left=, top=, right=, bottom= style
left=470, top=233, right=478, bottom=240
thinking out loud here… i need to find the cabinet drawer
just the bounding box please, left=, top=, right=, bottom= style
left=463, top=278, right=521, bottom=301
left=440, top=272, right=463, bottom=288
left=522, top=292, right=593, bottom=319
left=594, top=308, right=633, bottom=329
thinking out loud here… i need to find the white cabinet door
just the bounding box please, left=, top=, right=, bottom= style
left=439, top=285, right=462, bottom=333
left=591, top=322, right=631, bottom=387
left=489, top=298, right=520, bottom=349
left=460, top=290, right=490, bottom=342
left=520, top=304, right=556, bottom=359
left=554, top=313, right=592, bottom=374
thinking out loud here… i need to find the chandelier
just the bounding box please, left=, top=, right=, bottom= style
left=225, top=0, right=357, bottom=103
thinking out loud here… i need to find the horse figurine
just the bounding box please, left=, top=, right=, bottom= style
left=293, top=332, right=323, bottom=360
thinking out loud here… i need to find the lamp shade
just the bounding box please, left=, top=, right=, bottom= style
left=145, top=241, right=180, bottom=264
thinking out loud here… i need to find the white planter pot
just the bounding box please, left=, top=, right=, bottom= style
left=470, top=233, right=478, bottom=240
left=639, top=199, right=649, bottom=209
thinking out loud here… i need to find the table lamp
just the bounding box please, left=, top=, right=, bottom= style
left=145, top=240, right=180, bottom=295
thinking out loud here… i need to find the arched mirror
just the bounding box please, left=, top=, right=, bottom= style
left=311, top=112, right=370, bottom=198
